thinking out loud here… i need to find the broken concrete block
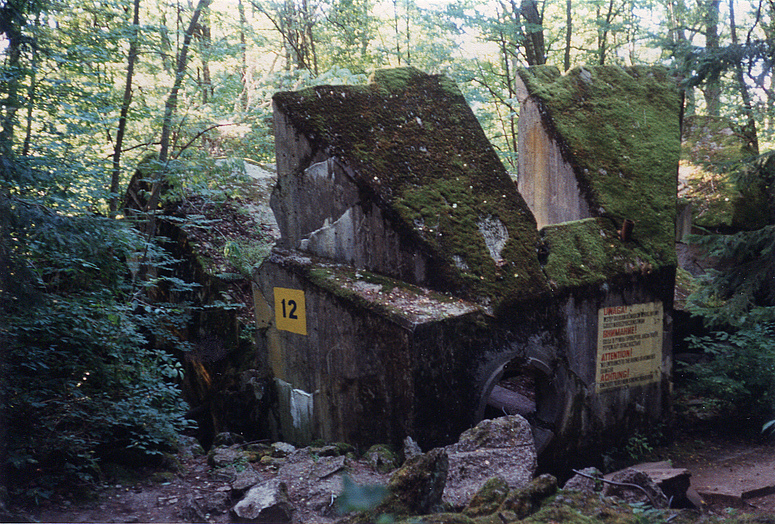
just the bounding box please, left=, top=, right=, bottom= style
left=232, top=479, right=293, bottom=523
left=443, top=416, right=537, bottom=509
left=387, top=447, right=448, bottom=515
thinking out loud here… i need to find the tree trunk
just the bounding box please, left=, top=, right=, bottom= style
left=238, top=0, right=249, bottom=111
left=703, top=0, right=721, bottom=116
left=729, top=0, right=758, bottom=154
left=199, top=8, right=213, bottom=105
left=22, top=15, right=40, bottom=157
left=109, top=0, right=141, bottom=217
left=145, top=0, right=211, bottom=216
left=520, top=0, right=545, bottom=65
left=564, top=0, right=572, bottom=71
left=0, top=3, right=24, bottom=157
left=667, top=0, right=695, bottom=115
left=598, top=0, right=615, bottom=65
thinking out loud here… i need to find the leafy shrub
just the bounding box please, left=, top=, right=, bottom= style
left=681, top=322, right=775, bottom=426
left=0, top=201, right=195, bottom=502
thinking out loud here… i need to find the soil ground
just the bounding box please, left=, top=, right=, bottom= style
left=666, top=430, right=775, bottom=514
left=14, top=428, right=775, bottom=523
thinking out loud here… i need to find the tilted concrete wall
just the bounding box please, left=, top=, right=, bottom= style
left=517, top=96, right=591, bottom=228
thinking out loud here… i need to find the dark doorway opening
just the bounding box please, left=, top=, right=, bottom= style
left=483, top=361, right=537, bottom=419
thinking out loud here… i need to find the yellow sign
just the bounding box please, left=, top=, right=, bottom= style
left=596, top=302, right=662, bottom=392
left=274, top=287, right=307, bottom=335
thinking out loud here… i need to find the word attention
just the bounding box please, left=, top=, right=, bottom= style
left=595, top=302, right=662, bottom=392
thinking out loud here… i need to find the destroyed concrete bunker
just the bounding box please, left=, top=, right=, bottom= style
left=253, top=66, right=680, bottom=465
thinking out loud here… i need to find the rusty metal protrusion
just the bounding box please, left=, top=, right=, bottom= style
left=619, top=219, right=634, bottom=242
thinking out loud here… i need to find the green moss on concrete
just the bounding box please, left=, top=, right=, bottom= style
left=271, top=253, right=483, bottom=326
left=517, top=65, right=680, bottom=264
left=273, top=67, right=547, bottom=311
left=540, top=218, right=665, bottom=289
left=463, top=477, right=509, bottom=518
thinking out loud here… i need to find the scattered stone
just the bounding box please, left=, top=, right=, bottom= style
left=259, top=455, right=286, bottom=468
left=603, top=468, right=668, bottom=508
left=631, top=461, right=693, bottom=507
left=365, top=444, right=399, bottom=473
left=149, top=471, right=176, bottom=484
left=178, top=435, right=206, bottom=458
left=212, top=432, right=246, bottom=447
left=232, top=468, right=262, bottom=494
left=462, top=476, right=509, bottom=518
left=312, top=454, right=347, bottom=479
left=232, top=479, right=293, bottom=523
left=385, top=447, right=448, bottom=515
left=310, top=444, right=347, bottom=457
left=272, top=449, right=356, bottom=520
left=181, top=491, right=231, bottom=522
left=403, top=436, right=423, bottom=461
left=208, top=445, right=249, bottom=469
left=443, top=415, right=537, bottom=509
left=563, top=467, right=604, bottom=494
left=450, top=416, right=535, bottom=452
left=271, top=442, right=296, bottom=457
left=402, top=513, right=475, bottom=523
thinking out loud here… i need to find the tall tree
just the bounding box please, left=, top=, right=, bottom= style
left=145, top=0, right=212, bottom=216
left=109, top=0, right=141, bottom=216
left=518, top=0, right=546, bottom=65
left=564, top=0, right=572, bottom=71
left=729, top=0, right=759, bottom=154
left=703, top=0, right=721, bottom=115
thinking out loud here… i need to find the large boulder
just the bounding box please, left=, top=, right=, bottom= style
left=232, top=479, right=293, bottom=523
left=443, top=415, right=537, bottom=508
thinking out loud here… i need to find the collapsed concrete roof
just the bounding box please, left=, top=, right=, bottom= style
left=256, top=66, right=680, bottom=456
left=272, top=67, right=547, bottom=312
left=516, top=65, right=681, bottom=289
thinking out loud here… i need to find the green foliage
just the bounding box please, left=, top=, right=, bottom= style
left=1, top=150, right=195, bottom=502
left=682, top=323, right=775, bottom=425
left=0, top=210, right=195, bottom=501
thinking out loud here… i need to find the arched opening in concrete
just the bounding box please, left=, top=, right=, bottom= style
left=476, top=355, right=558, bottom=454
left=483, top=360, right=538, bottom=420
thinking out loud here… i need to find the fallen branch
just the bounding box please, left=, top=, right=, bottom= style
left=571, top=469, right=666, bottom=508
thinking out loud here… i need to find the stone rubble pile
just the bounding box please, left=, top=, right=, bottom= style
left=182, top=415, right=694, bottom=523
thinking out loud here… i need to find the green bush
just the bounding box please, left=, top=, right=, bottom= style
left=0, top=202, right=195, bottom=502
left=682, top=322, right=775, bottom=426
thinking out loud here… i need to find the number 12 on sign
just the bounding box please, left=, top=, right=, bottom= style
left=274, top=287, right=307, bottom=335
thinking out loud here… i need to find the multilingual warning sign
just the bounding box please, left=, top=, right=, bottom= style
left=596, top=302, right=663, bottom=393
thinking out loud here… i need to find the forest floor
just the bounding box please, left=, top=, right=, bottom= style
left=17, top=426, right=775, bottom=524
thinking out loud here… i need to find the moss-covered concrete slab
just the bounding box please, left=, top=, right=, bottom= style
left=272, top=67, right=547, bottom=310
left=267, top=248, right=483, bottom=328
left=516, top=65, right=680, bottom=265
left=540, top=218, right=660, bottom=290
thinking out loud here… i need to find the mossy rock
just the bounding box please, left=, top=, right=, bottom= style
left=365, top=444, right=399, bottom=473
left=397, top=513, right=476, bottom=523
left=499, top=474, right=558, bottom=519
left=379, top=448, right=448, bottom=517
left=462, top=476, right=509, bottom=518
left=149, top=471, right=177, bottom=484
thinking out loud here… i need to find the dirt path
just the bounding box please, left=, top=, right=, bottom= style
left=669, top=433, right=775, bottom=514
